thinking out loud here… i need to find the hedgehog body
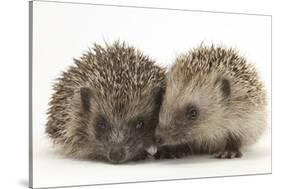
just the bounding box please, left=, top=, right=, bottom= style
left=46, top=42, right=166, bottom=163
left=155, top=45, right=267, bottom=159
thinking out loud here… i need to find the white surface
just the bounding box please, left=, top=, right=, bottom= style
left=34, top=131, right=271, bottom=188
left=3, top=0, right=281, bottom=189
left=31, top=1, right=272, bottom=188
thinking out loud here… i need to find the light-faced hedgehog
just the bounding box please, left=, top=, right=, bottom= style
left=154, top=45, right=267, bottom=159
left=46, top=42, right=165, bottom=164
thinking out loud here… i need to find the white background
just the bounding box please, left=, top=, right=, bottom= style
left=1, top=0, right=280, bottom=189
left=31, top=1, right=272, bottom=188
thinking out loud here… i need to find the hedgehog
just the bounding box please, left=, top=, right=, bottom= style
left=153, top=45, right=267, bottom=159
left=46, top=42, right=166, bottom=164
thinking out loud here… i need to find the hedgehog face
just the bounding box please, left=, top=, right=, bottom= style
left=46, top=42, right=166, bottom=163
left=155, top=72, right=231, bottom=146
left=75, top=86, right=164, bottom=164
left=90, top=112, right=155, bottom=164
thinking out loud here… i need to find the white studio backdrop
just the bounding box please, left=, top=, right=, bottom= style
left=31, top=1, right=271, bottom=188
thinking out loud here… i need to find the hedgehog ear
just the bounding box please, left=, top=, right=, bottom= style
left=80, top=87, right=92, bottom=111
left=152, top=86, right=166, bottom=108
left=215, top=78, right=231, bottom=98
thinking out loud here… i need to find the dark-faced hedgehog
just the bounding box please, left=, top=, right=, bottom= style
left=153, top=45, right=267, bottom=159
left=46, top=42, right=166, bottom=164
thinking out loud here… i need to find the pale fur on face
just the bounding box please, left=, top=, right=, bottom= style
left=156, top=45, right=267, bottom=153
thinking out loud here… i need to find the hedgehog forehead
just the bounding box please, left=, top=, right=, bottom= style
left=159, top=70, right=221, bottom=126
left=162, top=79, right=212, bottom=112
left=91, top=88, right=157, bottom=123
left=166, top=67, right=219, bottom=100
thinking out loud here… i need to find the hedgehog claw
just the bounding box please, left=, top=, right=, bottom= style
left=214, top=150, right=242, bottom=159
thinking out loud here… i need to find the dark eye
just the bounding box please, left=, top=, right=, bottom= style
left=135, top=120, right=144, bottom=129
left=186, top=106, right=199, bottom=120
left=96, top=121, right=106, bottom=129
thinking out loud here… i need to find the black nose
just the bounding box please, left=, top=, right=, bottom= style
left=108, top=147, right=126, bottom=163
left=155, top=135, right=165, bottom=145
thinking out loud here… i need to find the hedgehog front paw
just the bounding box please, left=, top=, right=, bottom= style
left=154, top=145, right=189, bottom=160
left=214, top=150, right=242, bottom=159
left=154, top=148, right=177, bottom=159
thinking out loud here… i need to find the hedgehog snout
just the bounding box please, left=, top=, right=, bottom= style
left=108, top=147, right=126, bottom=164
left=154, top=128, right=167, bottom=146
left=155, top=135, right=165, bottom=146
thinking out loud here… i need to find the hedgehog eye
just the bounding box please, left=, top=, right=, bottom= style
left=96, top=121, right=106, bottom=129
left=135, top=120, right=144, bottom=129
left=186, top=105, right=199, bottom=120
